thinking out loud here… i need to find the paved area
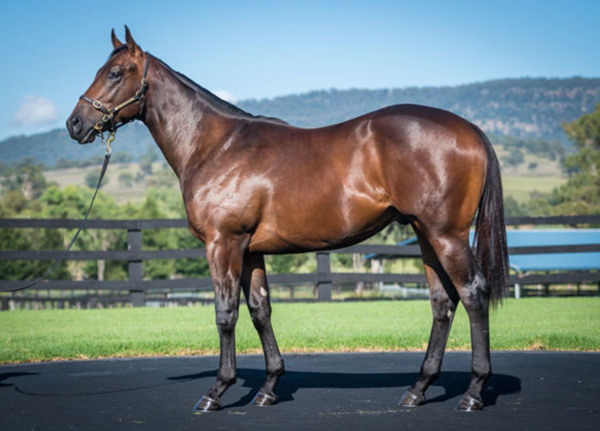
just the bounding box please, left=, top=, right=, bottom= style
left=1, top=351, right=598, bottom=430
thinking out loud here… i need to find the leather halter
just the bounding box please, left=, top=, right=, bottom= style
left=79, top=53, right=150, bottom=133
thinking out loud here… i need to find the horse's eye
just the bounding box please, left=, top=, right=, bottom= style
left=109, top=69, right=123, bottom=81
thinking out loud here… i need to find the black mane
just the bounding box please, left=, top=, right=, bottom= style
left=152, top=55, right=252, bottom=119
left=152, top=54, right=287, bottom=124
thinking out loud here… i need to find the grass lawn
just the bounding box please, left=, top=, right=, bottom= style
left=0, top=297, right=598, bottom=364
left=502, top=175, right=566, bottom=204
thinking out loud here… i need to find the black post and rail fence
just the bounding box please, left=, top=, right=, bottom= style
left=1, top=215, right=599, bottom=310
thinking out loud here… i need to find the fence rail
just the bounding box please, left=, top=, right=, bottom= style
left=1, top=215, right=599, bottom=309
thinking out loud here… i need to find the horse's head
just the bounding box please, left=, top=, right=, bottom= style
left=67, top=26, right=149, bottom=144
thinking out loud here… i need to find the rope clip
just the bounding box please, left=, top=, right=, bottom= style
left=99, top=131, right=115, bottom=155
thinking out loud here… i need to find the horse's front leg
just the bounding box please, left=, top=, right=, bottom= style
left=195, top=236, right=246, bottom=412
left=241, top=252, right=285, bottom=406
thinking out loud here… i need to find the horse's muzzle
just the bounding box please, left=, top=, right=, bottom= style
left=66, top=112, right=97, bottom=144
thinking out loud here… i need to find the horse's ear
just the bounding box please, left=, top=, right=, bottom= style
left=111, top=29, right=123, bottom=49
left=124, top=25, right=142, bottom=55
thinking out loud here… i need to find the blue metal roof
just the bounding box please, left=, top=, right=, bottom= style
left=500, top=229, right=600, bottom=272
left=388, top=229, right=600, bottom=272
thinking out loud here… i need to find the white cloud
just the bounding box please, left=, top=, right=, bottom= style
left=13, top=95, right=60, bottom=127
left=213, top=90, right=236, bottom=103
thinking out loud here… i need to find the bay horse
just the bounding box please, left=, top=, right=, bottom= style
left=67, top=27, right=509, bottom=412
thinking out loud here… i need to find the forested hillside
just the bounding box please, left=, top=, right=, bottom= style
left=239, top=77, right=600, bottom=139
left=1, top=77, right=598, bottom=168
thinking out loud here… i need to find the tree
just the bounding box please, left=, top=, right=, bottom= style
left=145, top=167, right=178, bottom=188
left=85, top=171, right=103, bottom=189
left=139, top=145, right=159, bottom=176
left=174, top=232, right=210, bottom=278
left=1, top=159, right=49, bottom=200
left=118, top=172, right=134, bottom=188
left=503, top=196, right=526, bottom=217
left=552, top=105, right=600, bottom=215
left=505, top=149, right=525, bottom=168
left=563, top=104, right=600, bottom=149
left=0, top=190, right=29, bottom=216
left=0, top=220, right=69, bottom=281
left=528, top=105, right=600, bottom=215
left=111, top=152, right=133, bottom=164
left=136, top=194, right=177, bottom=279
left=37, top=185, right=125, bottom=281
left=562, top=105, right=600, bottom=177
left=267, top=254, right=309, bottom=275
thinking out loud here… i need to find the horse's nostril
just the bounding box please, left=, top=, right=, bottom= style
left=69, top=115, right=82, bottom=134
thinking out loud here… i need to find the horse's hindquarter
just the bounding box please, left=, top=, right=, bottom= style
left=372, top=105, right=488, bottom=232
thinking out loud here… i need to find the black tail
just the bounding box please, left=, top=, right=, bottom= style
left=472, top=124, right=509, bottom=306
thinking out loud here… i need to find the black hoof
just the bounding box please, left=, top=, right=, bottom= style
left=399, top=390, right=425, bottom=407
left=456, top=394, right=483, bottom=412
left=252, top=390, right=278, bottom=406
left=194, top=395, right=222, bottom=412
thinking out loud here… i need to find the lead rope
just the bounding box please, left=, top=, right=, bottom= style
left=1, top=133, right=114, bottom=292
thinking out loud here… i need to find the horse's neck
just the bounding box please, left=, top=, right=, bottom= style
left=141, top=59, right=244, bottom=179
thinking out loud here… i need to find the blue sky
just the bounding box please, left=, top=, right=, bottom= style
left=1, top=0, right=599, bottom=141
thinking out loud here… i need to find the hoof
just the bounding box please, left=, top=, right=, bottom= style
left=194, top=395, right=222, bottom=412
left=456, top=394, right=484, bottom=412
left=399, top=390, right=425, bottom=407
left=252, top=390, right=278, bottom=406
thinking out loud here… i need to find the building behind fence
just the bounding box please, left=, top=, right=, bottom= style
left=1, top=215, right=599, bottom=310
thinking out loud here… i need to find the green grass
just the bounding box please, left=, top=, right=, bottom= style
left=45, top=162, right=178, bottom=204
left=502, top=175, right=566, bottom=204
left=1, top=298, right=598, bottom=363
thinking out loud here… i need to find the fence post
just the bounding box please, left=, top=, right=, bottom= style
left=127, top=227, right=145, bottom=307
left=316, top=251, right=332, bottom=301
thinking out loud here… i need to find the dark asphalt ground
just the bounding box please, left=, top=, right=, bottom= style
left=1, top=351, right=598, bottom=430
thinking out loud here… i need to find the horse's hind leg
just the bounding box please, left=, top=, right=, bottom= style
left=400, top=230, right=459, bottom=407
left=427, top=232, right=492, bottom=411
left=241, top=252, right=285, bottom=406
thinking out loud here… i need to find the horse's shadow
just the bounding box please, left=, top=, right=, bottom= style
left=1, top=366, right=520, bottom=409
left=0, top=372, right=39, bottom=389
left=169, top=368, right=521, bottom=409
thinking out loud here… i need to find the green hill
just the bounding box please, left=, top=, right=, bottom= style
left=239, top=77, right=600, bottom=140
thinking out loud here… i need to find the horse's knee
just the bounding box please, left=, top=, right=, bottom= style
left=247, top=297, right=272, bottom=330
left=430, top=289, right=456, bottom=322
left=215, top=307, right=239, bottom=332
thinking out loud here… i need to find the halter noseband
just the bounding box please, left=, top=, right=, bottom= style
left=79, top=53, right=150, bottom=133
